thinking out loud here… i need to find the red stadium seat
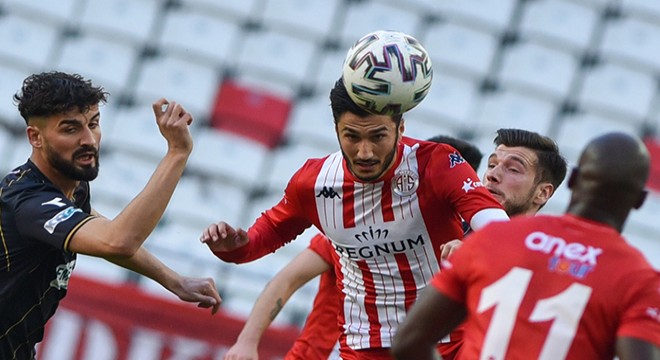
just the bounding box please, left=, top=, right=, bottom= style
left=211, top=80, right=292, bottom=148
left=644, top=137, right=660, bottom=193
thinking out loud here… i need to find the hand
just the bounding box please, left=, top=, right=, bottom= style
left=172, top=276, right=222, bottom=315
left=223, top=341, right=259, bottom=360
left=200, top=222, right=249, bottom=253
left=152, top=98, right=193, bottom=155
left=439, top=239, right=462, bottom=261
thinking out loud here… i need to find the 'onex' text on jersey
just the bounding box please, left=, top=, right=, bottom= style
left=525, top=231, right=603, bottom=265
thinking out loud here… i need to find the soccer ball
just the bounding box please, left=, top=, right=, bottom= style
left=342, top=30, right=433, bottom=115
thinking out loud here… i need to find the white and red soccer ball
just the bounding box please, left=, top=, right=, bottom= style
left=342, top=30, right=433, bottom=115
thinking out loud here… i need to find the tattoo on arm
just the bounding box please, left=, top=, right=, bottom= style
left=269, top=298, right=284, bottom=321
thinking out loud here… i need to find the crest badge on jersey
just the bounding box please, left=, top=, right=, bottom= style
left=392, top=169, right=419, bottom=197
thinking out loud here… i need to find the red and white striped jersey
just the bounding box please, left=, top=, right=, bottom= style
left=215, top=137, right=505, bottom=350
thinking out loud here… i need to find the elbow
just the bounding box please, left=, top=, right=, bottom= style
left=104, top=236, right=141, bottom=258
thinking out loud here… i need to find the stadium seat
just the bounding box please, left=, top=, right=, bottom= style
left=156, top=6, right=243, bottom=68
left=339, top=1, right=420, bottom=48
left=577, top=62, right=655, bottom=122
left=54, top=33, right=139, bottom=96
left=0, top=13, right=59, bottom=70
left=555, top=111, right=640, bottom=164
left=0, top=126, right=16, bottom=175
left=235, top=29, right=316, bottom=88
left=78, top=0, right=161, bottom=46
left=435, top=0, right=516, bottom=33
left=165, top=175, right=248, bottom=230
left=6, top=139, right=31, bottom=172
left=92, top=151, right=158, bottom=205
left=422, top=20, right=498, bottom=80
left=263, top=141, right=330, bottom=193
left=102, top=103, right=169, bottom=161
left=307, top=48, right=347, bottom=94
left=179, top=0, right=263, bottom=23
left=210, top=79, right=293, bottom=149
left=600, top=16, right=660, bottom=73
left=472, top=89, right=556, bottom=138
left=621, top=0, right=660, bottom=22
left=3, top=0, right=79, bottom=27
left=498, top=40, right=578, bottom=101
left=0, top=64, right=31, bottom=130
left=186, top=128, right=270, bottom=190
left=133, top=54, right=220, bottom=120
left=410, top=71, right=481, bottom=128
left=261, top=0, right=342, bottom=42
left=284, top=94, right=338, bottom=151
left=519, top=0, right=598, bottom=53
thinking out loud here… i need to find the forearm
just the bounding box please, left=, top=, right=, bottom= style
left=235, top=276, right=297, bottom=346
left=106, top=247, right=181, bottom=293
left=112, top=151, right=189, bottom=250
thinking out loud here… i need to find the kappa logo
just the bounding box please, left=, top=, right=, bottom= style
left=41, top=197, right=67, bottom=208
left=461, top=178, right=483, bottom=193
left=449, top=151, right=465, bottom=168
left=316, top=186, right=341, bottom=199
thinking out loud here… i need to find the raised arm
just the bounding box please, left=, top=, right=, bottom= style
left=67, top=99, right=192, bottom=257
left=224, top=249, right=331, bottom=360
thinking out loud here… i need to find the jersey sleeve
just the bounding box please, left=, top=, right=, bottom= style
left=427, top=145, right=504, bottom=227
left=11, top=183, right=94, bottom=250
left=617, top=270, right=660, bottom=346
left=213, top=162, right=314, bottom=263
left=308, top=233, right=335, bottom=265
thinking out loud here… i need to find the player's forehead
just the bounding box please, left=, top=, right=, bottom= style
left=53, top=105, right=100, bottom=125
left=337, top=112, right=396, bottom=133
left=489, top=145, right=538, bottom=167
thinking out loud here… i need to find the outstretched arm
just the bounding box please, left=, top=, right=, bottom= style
left=224, top=249, right=331, bottom=360
left=106, top=247, right=221, bottom=315
left=69, top=99, right=193, bottom=257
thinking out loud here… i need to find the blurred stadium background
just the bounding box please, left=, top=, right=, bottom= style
left=1, top=0, right=660, bottom=357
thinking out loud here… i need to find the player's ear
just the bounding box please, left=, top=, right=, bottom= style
left=534, top=182, right=554, bottom=206
left=26, top=125, right=42, bottom=148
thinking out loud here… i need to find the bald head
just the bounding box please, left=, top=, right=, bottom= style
left=568, top=132, right=650, bottom=232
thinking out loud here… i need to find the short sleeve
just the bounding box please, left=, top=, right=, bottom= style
left=11, top=185, right=94, bottom=250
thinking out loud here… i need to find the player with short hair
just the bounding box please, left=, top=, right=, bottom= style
left=203, top=77, right=509, bottom=359
left=222, top=135, right=487, bottom=360
left=392, top=132, right=660, bottom=360
left=0, top=71, right=221, bottom=359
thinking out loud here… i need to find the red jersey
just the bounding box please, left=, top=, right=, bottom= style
left=432, top=214, right=660, bottom=360
left=285, top=234, right=340, bottom=360
left=215, top=137, right=504, bottom=350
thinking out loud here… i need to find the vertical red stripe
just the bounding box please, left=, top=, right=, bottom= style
left=357, top=260, right=382, bottom=348
left=381, top=180, right=394, bottom=222
left=394, top=253, right=418, bottom=311
left=343, top=181, right=356, bottom=228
